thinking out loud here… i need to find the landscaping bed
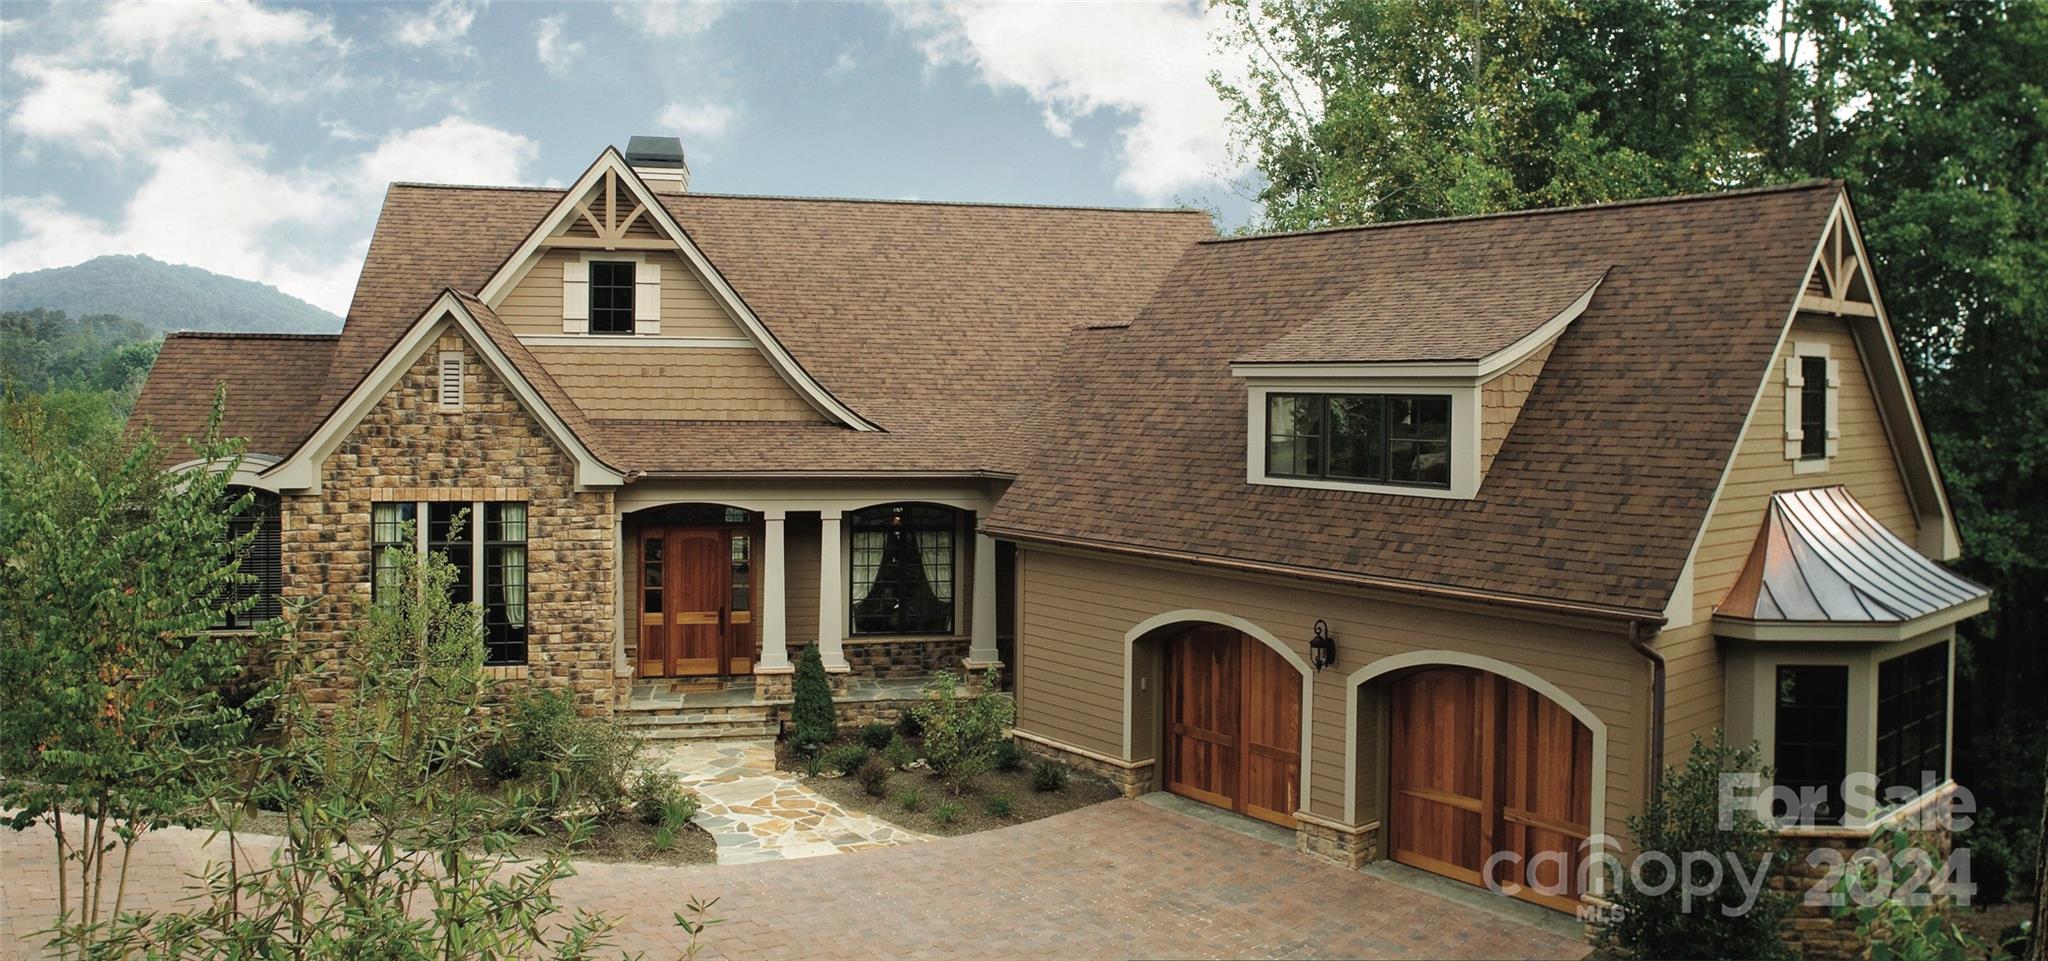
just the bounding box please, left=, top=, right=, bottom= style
left=222, top=806, right=718, bottom=867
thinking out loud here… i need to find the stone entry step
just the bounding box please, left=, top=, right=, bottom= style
left=621, top=705, right=780, bottom=741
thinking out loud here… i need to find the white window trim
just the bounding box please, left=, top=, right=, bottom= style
left=1243, top=381, right=1480, bottom=499
left=571, top=251, right=661, bottom=337
left=1784, top=339, right=1841, bottom=473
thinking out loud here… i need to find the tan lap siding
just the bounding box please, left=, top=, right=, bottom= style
left=1013, top=546, right=1644, bottom=834
left=1659, top=313, right=1921, bottom=756
left=527, top=346, right=825, bottom=422
left=498, top=249, right=743, bottom=339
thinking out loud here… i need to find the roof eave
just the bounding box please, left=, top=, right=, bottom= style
left=1712, top=594, right=1989, bottom=642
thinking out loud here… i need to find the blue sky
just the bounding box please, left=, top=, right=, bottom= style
left=0, top=1, right=1259, bottom=314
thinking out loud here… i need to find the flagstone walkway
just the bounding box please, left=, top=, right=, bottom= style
left=654, top=739, right=927, bottom=865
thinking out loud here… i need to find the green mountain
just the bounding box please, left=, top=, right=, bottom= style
left=0, top=255, right=341, bottom=334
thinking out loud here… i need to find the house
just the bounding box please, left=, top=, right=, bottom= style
left=131, top=137, right=1985, bottom=927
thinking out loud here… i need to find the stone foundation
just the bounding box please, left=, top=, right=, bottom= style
left=1011, top=729, right=1155, bottom=797
left=1295, top=813, right=1378, bottom=870
left=1769, top=821, right=1956, bottom=960
left=843, top=637, right=974, bottom=678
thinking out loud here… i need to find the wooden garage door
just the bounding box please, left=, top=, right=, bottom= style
left=1164, top=626, right=1301, bottom=828
left=1389, top=668, right=1593, bottom=912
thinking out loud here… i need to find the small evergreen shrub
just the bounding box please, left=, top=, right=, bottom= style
left=630, top=768, right=686, bottom=826
left=789, top=644, right=838, bottom=750
left=1594, top=732, right=1792, bottom=960
left=895, top=710, right=923, bottom=740
left=1031, top=761, right=1069, bottom=793
left=884, top=736, right=918, bottom=771
left=992, top=739, right=1026, bottom=773
left=824, top=743, right=869, bottom=775
left=913, top=669, right=1015, bottom=791
left=860, top=722, right=895, bottom=750
left=896, top=788, right=925, bottom=812
left=985, top=792, right=1016, bottom=818
left=933, top=801, right=961, bottom=825
left=857, top=755, right=891, bottom=797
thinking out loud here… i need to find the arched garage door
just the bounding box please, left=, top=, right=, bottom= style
left=1388, top=667, right=1594, bottom=912
left=1163, top=625, right=1302, bottom=828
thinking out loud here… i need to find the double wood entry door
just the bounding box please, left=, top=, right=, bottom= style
left=638, top=526, right=754, bottom=678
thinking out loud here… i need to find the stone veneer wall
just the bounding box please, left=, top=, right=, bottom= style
left=1769, top=826, right=1956, bottom=960
left=843, top=638, right=973, bottom=678
left=281, top=330, right=617, bottom=713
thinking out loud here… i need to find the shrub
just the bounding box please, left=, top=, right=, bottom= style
left=825, top=743, right=870, bottom=776
left=491, top=688, right=641, bottom=820
left=885, top=736, right=918, bottom=771
left=660, top=793, right=700, bottom=828
left=1594, top=732, right=1792, bottom=960
left=790, top=644, right=838, bottom=750
left=895, top=710, right=923, bottom=740
left=985, top=792, right=1016, bottom=818
left=1831, top=824, right=1993, bottom=960
left=913, top=669, right=1015, bottom=791
left=1031, top=761, right=1069, bottom=793
left=896, top=788, right=924, bottom=812
left=631, top=768, right=686, bottom=826
left=857, top=755, right=891, bottom=798
left=993, top=739, right=1026, bottom=773
left=802, top=752, right=825, bottom=777
left=933, top=801, right=962, bottom=825
left=860, top=722, right=895, bottom=750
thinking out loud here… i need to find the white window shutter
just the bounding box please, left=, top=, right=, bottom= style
left=634, top=259, right=661, bottom=335
left=438, top=351, right=463, bottom=410
left=562, top=259, right=589, bottom=334
left=1783, top=356, right=1805, bottom=460
left=1824, top=358, right=1842, bottom=457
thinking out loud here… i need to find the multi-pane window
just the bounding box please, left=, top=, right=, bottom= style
left=483, top=503, right=528, bottom=666
left=216, top=487, right=282, bottom=629
left=1774, top=665, right=1849, bottom=824
left=850, top=503, right=955, bottom=635
left=372, top=499, right=528, bottom=665
left=1800, top=356, right=1828, bottom=460
left=1877, top=643, right=1949, bottom=795
left=1265, top=392, right=1452, bottom=488
left=589, top=261, right=636, bottom=335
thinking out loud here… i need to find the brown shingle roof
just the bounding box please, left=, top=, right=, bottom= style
left=129, top=332, right=338, bottom=458
left=984, top=181, right=1846, bottom=616
left=1237, top=262, right=1608, bottom=364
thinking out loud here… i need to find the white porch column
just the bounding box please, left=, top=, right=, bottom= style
left=966, top=530, right=1001, bottom=668
left=757, top=510, right=790, bottom=672
left=817, top=509, right=850, bottom=672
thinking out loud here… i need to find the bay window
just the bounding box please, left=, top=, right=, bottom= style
left=1876, top=642, right=1949, bottom=795
left=1773, top=664, right=1849, bottom=824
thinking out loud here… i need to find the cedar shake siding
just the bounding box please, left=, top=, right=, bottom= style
left=281, top=330, right=616, bottom=711
left=527, top=346, right=825, bottom=422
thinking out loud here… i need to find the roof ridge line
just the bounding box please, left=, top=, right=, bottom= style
left=164, top=331, right=341, bottom=340
left=385, top=180, right=1205, bottom=215
left=1204, top=179, right=1844, bottom=245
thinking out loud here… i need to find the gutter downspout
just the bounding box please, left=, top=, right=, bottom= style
left=1631, top=621, right=1667, bottom=806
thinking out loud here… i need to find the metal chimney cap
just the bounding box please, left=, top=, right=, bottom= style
left=625, top=135, right=687, bottom=168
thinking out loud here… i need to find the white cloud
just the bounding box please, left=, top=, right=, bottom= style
left=828, top=49, right=858, bottom=77
left=889, top=2, right=1243, bottom=199
left=4, top=57, right=180, bottom=155
left=657, top=100, right=735, bottom=140
left=356, top=117, right=539, bottom=191
left=97, top=0, right=339, bottom=65
left=390, top=0, right=483, bottom=49
left=613, top=1, right=725, bottom=39
left=534, top=15, right=584, bottom=76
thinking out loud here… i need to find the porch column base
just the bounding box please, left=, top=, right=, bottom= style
left=1294, top=811, right=1378, bottom=871
left=753, top=667, right=795, bottom=704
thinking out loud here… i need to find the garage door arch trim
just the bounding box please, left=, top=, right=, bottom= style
left=1123, top=609, right=1313, bottom=816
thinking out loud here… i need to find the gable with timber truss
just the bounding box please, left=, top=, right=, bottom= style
left=478, top=150, right=875, bottom=430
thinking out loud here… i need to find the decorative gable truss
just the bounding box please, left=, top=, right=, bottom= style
left=1799, top=204, right=1877, bottom=318
left=478, top=148, right=877, bottom=430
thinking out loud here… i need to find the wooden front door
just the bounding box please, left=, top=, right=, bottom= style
left=637, top=526, right=754, bottom=678
left=1388, top=667, right=1593, bottom=912
left=1163, top=626, right=1301, bottom=828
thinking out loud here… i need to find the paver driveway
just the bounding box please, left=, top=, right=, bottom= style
left=2, top=799, right=1588, bottom=960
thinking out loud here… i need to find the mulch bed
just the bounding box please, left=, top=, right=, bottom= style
left=222, top=807, right=717, bottom=867
left=784, top=737, right=1119, bottom=837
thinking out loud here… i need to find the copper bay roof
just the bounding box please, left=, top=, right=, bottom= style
left=1716, top=485, right=1987, bottom=634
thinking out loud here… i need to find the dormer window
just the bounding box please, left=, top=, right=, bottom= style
left=1264, top=392, right=1452, bottom=489
left=589, top=261, right=636, bottom=335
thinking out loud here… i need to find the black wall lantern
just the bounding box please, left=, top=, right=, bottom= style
left=1309, top=620, right=1336, bottom=672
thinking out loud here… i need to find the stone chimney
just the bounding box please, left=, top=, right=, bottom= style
left=625, top=135, right=690, bottom=195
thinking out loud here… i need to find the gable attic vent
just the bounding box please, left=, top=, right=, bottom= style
left=438, top=351, right=464, bottom=410
left=625, top=135, right=690, bottom=195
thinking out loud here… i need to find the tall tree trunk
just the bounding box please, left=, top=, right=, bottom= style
left=2029, top=741, right=2046, bottom=961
